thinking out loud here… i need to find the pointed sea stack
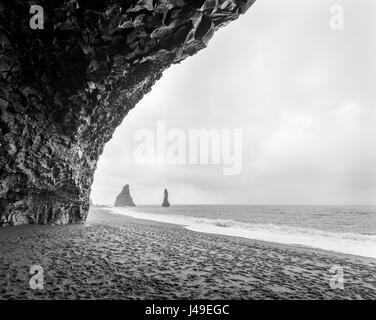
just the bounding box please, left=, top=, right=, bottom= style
left=114, top=185, right=136, bottom=207
left=162, top=189, right=170, bottom=207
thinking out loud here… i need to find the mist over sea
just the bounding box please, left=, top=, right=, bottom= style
left=111, top=205, right=376, bottom=259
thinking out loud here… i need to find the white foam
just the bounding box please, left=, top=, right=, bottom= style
left=109, top=207, right=376, bottom=259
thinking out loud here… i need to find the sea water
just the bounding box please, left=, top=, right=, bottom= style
left=110, top=205, right=376, bottom=259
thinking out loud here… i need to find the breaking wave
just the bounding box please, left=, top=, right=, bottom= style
left=110, top=207, right=376, bottom=259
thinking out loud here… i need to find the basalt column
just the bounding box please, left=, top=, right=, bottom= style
left=0, top=0, right=256, bottom=226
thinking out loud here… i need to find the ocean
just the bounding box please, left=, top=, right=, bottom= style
left=110, top=205, right=376, bottom=259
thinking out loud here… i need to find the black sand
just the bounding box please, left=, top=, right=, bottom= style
left=0, top=208, right=375, bottom=299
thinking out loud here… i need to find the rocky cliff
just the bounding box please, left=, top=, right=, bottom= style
left=162, top=188, right=170, bottom=207
left=114, top=185, right=136, bottom=207
left=0, top=0, right=255, bottom=226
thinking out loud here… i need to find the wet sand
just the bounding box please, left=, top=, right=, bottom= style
left=0, top=207, right=375, bottom=299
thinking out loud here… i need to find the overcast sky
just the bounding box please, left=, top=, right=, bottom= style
left=91, top=0, right=376, bottom=206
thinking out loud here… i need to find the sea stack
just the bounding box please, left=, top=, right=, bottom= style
left=162, top=189, right=170, bottom=207
left=114, top=185, right=136, bottom=207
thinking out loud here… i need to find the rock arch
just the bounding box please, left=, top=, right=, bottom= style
left=0, top=0, right=255, bottom=226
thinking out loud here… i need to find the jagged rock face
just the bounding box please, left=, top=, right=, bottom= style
left=115, top=185, right=136, bottom=207
left=0, top=0, right=255, bottom=226
left=162, top=188, right=170, bottom=207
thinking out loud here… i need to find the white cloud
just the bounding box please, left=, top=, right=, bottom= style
left=91, top=0, right=376, bottom=205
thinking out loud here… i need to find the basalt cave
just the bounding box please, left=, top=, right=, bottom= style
left=0, top=0, right=255, bottom=226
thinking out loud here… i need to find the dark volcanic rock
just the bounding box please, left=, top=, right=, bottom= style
left=0, top=0, right=256, bottom=226
left=162, top=189, right=170, bottom=207
left=115, top=185, right=136, bottom=207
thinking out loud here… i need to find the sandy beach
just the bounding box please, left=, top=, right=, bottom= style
left=0, top=207, right=375, bottom=300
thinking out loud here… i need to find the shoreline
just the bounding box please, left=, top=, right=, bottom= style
left=0, top=207, right=375, bottom=299
left=105, top=207, right=376, bottom=264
